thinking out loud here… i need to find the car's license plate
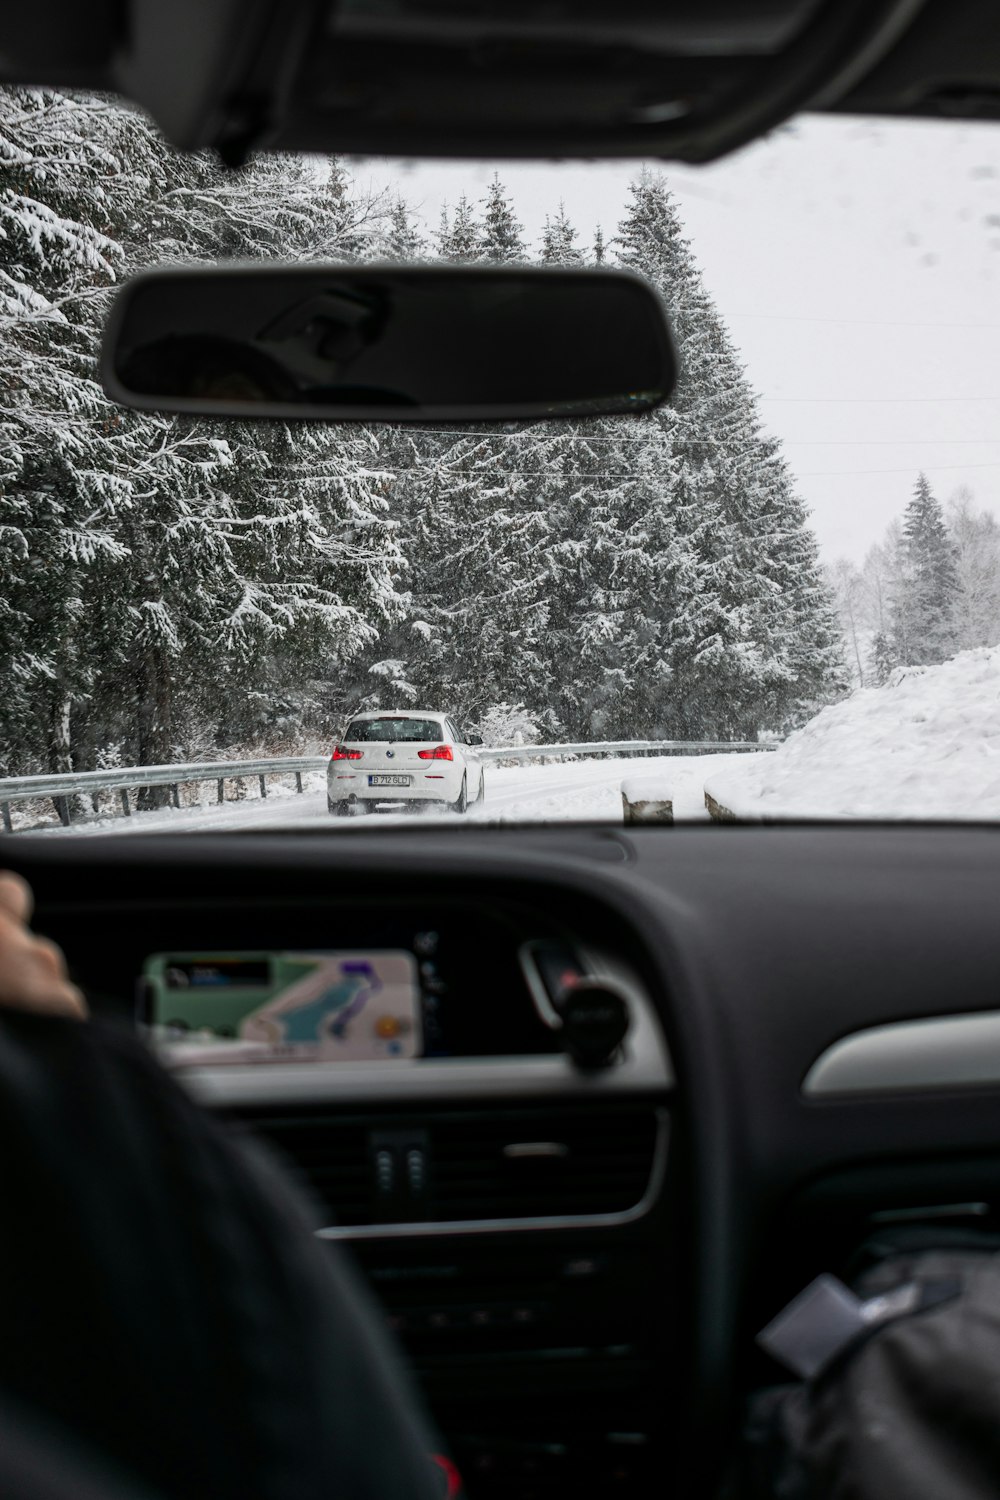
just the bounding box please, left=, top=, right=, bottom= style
left=368, top=775, right=411, bottom=787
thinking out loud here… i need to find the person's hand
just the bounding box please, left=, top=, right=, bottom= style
left=0, top=872, right=88, bottom=1019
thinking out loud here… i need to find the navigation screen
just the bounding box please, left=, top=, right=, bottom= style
left=143, top=950, right=422, bottom=1065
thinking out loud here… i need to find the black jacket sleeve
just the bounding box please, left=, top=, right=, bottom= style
left=0, top=1011, right=445, bottom=1500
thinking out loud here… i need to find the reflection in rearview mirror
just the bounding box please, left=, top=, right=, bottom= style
left=100, top=265, right=677, bottom=422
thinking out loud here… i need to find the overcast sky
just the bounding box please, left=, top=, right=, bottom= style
left=351, top=114, right=1000, bottom=565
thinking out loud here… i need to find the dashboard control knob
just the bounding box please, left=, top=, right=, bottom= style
left=559, top=981, right=630, bottom=1069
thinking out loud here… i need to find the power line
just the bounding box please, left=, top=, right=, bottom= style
left=376, top=437, right=1000, bottom=449
left=782, top=440, right=1000, bottom=446
left=798, top=461, right=1000, bottom=477
left=372, top=458, right=1000, bottom=479
left=371, top=461, right=1000, bottom=479
left=760, top=395, right=1000, bottom=404
left=729, top=312, right=1000, bottom=330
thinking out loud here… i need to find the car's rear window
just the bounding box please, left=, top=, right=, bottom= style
left=344, top=718, right=444, bottom=743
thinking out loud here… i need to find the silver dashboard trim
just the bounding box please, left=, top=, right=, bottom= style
left=313, top=1108, right=670, bottom=1241
left=178, top=1049, right=670, bottom=1108
left=803, top=1010, right=1000, bottom=1096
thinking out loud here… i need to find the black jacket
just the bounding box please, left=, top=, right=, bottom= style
left=0, top=1012, right=443, bottom=1500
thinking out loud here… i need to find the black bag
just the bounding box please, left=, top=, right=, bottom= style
left=744, top=1228, right=1000, bottom=1499
left=0, top=1011, right=444, bottom=1500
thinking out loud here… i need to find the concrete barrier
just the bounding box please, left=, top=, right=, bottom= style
left=621, top=776, right=674, bottom=825
left=704, top=788, right=741, bottom=822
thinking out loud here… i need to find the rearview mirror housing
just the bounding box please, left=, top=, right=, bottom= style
left=100, top=264, right=677, bottom=423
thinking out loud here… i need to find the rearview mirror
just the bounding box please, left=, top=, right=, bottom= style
left=101, top=265, right=676, bottom=422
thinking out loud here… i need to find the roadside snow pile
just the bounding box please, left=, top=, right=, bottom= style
left=704, top=647, right=1000, bottom=820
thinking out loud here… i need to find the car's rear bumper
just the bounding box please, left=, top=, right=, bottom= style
left=327, top=767, right=463, bottom=804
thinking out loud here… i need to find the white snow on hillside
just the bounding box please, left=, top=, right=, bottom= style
left=704, top=648, right=1000, bottom=820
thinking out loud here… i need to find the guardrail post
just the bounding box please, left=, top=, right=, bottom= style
left=217, top=778, right=225, bottom=804
left=56, top=796, right=71, bottom=828
left=259, top=775, right=267, bottom=799
left=295, top=772, right=303, bottom=793
left=1, top=803, right=11, bottom=834
left=171, top=784, right=180, bottom=809
left=120, top=789, right=131, bottom=817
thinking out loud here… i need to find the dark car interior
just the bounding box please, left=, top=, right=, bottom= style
left=9, top=825, right=1000, bottom=1498
left=6, top=3, right=1000, bottom=1497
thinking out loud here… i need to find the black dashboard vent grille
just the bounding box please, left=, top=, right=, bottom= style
left=230, top=1105, right=661, bottom=1229
left=236, top=1115, right=374, bottom=1226
left=428, top=1107, right=659, bottom=1222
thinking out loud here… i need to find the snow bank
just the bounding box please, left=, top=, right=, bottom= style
left=704, top=647, right=1000, bottom=821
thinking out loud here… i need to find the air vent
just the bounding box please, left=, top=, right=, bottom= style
left=240, top=1116, right=374, bottom=1226
left=231, top=1105, right=663, bottom=1232
left=427, top=1108, right=659, bottom=1222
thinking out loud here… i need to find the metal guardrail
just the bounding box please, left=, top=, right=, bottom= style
left=476, top=738, right=770, bottom=763
left=0, top=756, right=329, bottom=832
left=0, top=739, right=774, bottom=832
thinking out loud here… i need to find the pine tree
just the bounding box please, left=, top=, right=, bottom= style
left=379, top=194, right=426, bottom=261
left=599, top=169, right=846, bottom=738
left=868, top=631, right=898, bottom=686
left=436, top=195, right=481, bottom=262
left=479, top=176, right=525, bottom=264
left=540, top=204, right=583, bottom=266
left=593, top=225, right=606, bottom=265
left=892, top=472, right=959, bottom=665
left=0, top=89, right=405, bottom=784
left=371, top=170, right=846, bottom=745
left=357, top=429, right=557, bottom=726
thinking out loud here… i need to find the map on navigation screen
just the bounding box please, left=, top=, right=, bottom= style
left=143, top=950, right=422, bottom=1064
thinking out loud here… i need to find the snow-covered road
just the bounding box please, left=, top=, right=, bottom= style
left=29, top=753, right=753, bottom=837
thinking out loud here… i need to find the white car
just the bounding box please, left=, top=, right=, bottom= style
left=326, top=710, right=485, bottom=816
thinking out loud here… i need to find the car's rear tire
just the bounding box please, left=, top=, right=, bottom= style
left=451, top=775, right=468, bottom=814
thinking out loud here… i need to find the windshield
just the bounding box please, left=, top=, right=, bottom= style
left=3, top=89, right=1000, bottom=832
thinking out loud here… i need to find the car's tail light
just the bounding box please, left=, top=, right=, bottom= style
left=418, top=745, right=453, bottom=760
left=331, top=746, right=363, bottom=760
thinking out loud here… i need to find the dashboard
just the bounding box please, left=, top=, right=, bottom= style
left=10, top=821, right=1000, bottom=1500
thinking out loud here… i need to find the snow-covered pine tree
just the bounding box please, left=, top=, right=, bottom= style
left=892, top=472, right=959, bottom=665
left=868, top=630, right=898, bottom=686
left=354, top=424, right=558, bottom=727
left=358, top=177, right=845, bottom=745
left=0, top=88, right=238, bottom=783
left=593, top=225, right=606, bottom=265
left=540, top=203, right=583, bottom=266
left=479, top=176, right=525, bottom=264
left=378, top=194, right=426, bottom=261
left=361, top=175, right=550, bottom=725
left=539, top=424, right=701, bottom=739
left=436, top=195, right=482, bottom=262
left=0, top=89, right=405, bottom=785
left=607, top=169, right=846, bottom=738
